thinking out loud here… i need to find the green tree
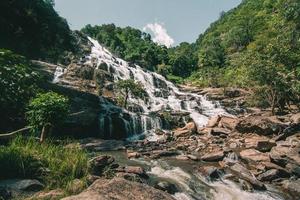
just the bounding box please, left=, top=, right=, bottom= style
left=0, top=49, right=39, bottom=121
left=26, top=92, right=69, bottom=143
left=115, top=79, right=146, bottom=109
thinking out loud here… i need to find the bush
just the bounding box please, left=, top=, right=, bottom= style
left=0, top=137, right=88, bottom=191
left=26, top=92, right=70, bottom=142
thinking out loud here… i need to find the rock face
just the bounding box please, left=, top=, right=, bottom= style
left=236, top=115, right=286, bottom=135
left=240, top=149, right=270, bottom=163
left=62, top=178, right=175, bottom=200
left=174, top=122, right=196, bottom=137
left=201, top=151, right=225, bottom=162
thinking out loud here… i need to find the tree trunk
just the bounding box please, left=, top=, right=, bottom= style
left=40, top=125, right=50, bottom=143
left=123, top=92, right=129, bottom=109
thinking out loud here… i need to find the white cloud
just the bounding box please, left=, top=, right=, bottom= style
left=143, top=22, right=174, bottom=48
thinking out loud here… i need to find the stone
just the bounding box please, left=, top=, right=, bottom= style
left=270, top=134, right=300, bottom=167
left=206, top=115, right=221, bottom=128
left=218, top=116, right=239, bottom=130
left=174, top=122, right=196, bottom=137
left=62, top=178, right=175, bottom=200
left=281, top=179, right=300, bottom=198
left=209, top=128, right=230, bottom=136
left=28, top=189, right=64, bottom=200
left=240, top=149, right=270, bottom=163
left=155, top=181, right=178, bottom=194
left=229, top=163, right=266, bottom=190
left=201, top=151, right=224, bottom=162
left=290, top=113, right=300, bottom=124
left=244, top=135, right=276, bottom=152
left=88, top=155, right=115, bottom=175
left=8, top=179, right=44, bottom=192
left=236, top=115, right=287, bottom=135
left=198, top=166, right=223, bottom=181
left=116, top=166, right=147, bottom=178
left=127, top=151, right=141, bottom=159
left=257, top=169, right=289, bottom=182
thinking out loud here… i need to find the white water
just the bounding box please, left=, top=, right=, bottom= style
left=53, top=66, right=64, bottom=83
left=146, top=160, right=283, bottom=200
left=86, top=37, right=226, bottom=139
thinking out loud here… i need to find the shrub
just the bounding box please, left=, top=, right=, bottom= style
left=26, top=92, right=70, bottom=142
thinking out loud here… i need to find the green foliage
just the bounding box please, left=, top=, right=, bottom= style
left=115, top=79, right=147, bottom=108
left=26, top=92, right=70, bottom=132
left=0, top=0, right=75, bottom=62
left=0, top=49, right=39, bottom=117
left=188, top=0, right=300, bottom=111
left=0, top=136, right=88, bottom=191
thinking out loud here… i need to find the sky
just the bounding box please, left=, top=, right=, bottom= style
left=55, top=0, right=241, bottom=47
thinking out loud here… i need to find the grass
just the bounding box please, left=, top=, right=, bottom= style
left=0, top=136, right=89, bottom=192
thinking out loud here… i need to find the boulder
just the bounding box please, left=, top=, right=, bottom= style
left=290, top=113, right=300, bottom=124
left=62, top=178, right=175, bottom=200
left=209, top=128, right=230, bottom=136
left=240, top=149, right=270, bottom=163
left=88, top=155, right=115, bottom=176
left=270, top=134, right=300, bottom=167
left=8, top=179, right=44, bottom=192
left=201, top=151, right=225, bottom=162
left=206, top=115, right=221, bottom=128
left=244, top=135, right=276, bottom=152
left=155, top=181, right=178, bottom=194
left=229, top=163, right=266, bottom=190
left=281, top=179, right=300, bottom=198
left=27, top=189, right=65, bottom=200
left=174, top=122, right=197, bottom=137
left=218, top=116, right=239, bottom=130
left=257, top=169, right=289, bottom=182
left=236, top=115, right=286, bottom=135
left=198, top=166, right=223, bottom=181
left=127, top=151, right=141, bottom=159
left=116, top=166, right=147, bottom=178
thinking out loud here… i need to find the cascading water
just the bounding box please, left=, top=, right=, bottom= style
left=86, top=37, right=226, bottom=140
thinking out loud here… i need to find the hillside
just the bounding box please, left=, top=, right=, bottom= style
left=0, top=0, right=76, bottom=63
left=188, top=0, right=300, bottom=112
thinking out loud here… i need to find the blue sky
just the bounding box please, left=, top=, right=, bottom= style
left=55, top=0, right=241, bottom=46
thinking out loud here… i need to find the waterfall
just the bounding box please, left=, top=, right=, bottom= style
left=53, top=66, right=64, bottom=83
left=85, top=37, right=227, bottom=139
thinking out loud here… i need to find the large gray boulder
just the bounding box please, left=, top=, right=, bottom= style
left=62, top=178, right=175, bottom=200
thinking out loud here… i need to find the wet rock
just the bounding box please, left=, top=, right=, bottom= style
left=7, top=179, right=44, bottom=192
left=152, top=150, right=180, bottom=159
left=257, top=169, right=289, bottom=182
left=240, top=149, right=270, bottom=163
left=236, top=115, right=287, bottom=135
left=62, top=178, right=175, bottom=200
left=201, top=151, right=225, bottom=162
left=88, top=155, right=115, bottom=176
left=198, top=166, right=223, bottom=181
left=206, top=115, right=221, bottom=128
left=229, top=163, right=266, bottom=190
left=80, top=138, right=125, bottom=151
left=155, top=181, right=178, bottom=194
